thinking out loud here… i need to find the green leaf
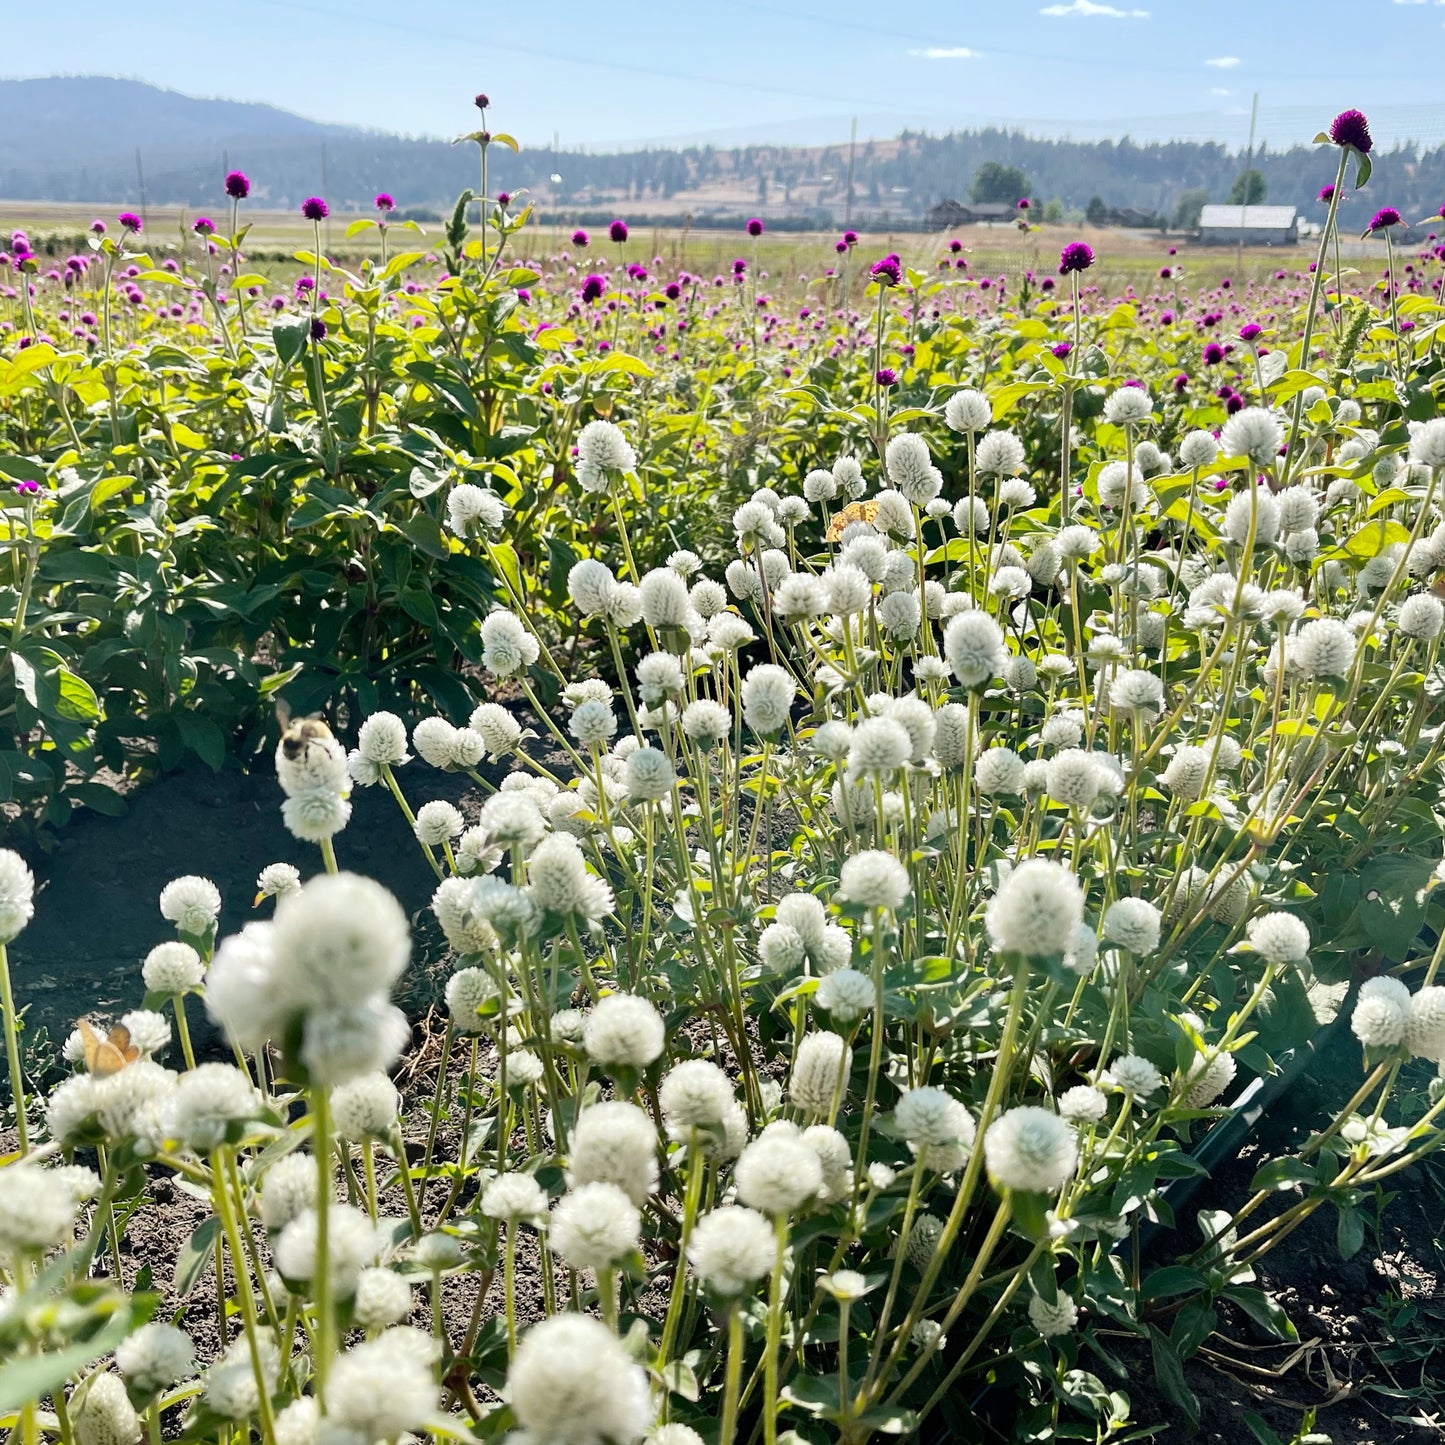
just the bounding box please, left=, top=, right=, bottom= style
left=1221, top=1287, right=1297, bottom=1342
left=1248, top=1157, right=1315, bottom=1193
left=176, top=713, right=226, bottom=772
left=272, top=318, right=310, bottom=367
left=1139, top=1265, right=1207, bottom=1303
left=174, top=1216, right=220, bottom=1298
left=1336, top=1204, right=1364, bottom=1260
left=1147, top=1325, right=1199, bottom=1432
left=0, top=1304, right=144, bottom=1408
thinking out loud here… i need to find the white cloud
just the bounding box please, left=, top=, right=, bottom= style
left=1205, top=56, right=1241, bottom=68
left=1039, top=0, right=1149, bottom=15
left=1209, top=87, right=1233, bottom=96
left=910, top=46, right=981, bottom=59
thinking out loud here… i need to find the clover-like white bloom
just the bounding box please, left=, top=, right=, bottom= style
left=576, top=419, right=637, bottom=474
left=688, top=1205, right=777, bottom=1294
left=1029, top=1291, right=1079, bottom=1339
left=1103, top=386, right=1153, bottom=426
left=73, top=1372, right=140, bottom=1445
left=584, top=993, right=666, bottom=1069
left=945, top=388, right=992, bottom=433
left=1220, top=405, right=1284, bottom=466
left=1109, top=1054, right=1163, bottom=1099
left=274, top=1203, right=379, bottom=1296
left=0, top=849, right=35, bottom=943
left=258, top=1153, right=319, bottom=1230
left=735, top=1124, right=824, bottom=1214
left=1102, top=898, right=1162, bottom=956
left=568, top=1100, right=659, bottom=1205
left=741, top=663, right=795, bottom=735
left=837, top=850, right=910, bottom=911
left=323, top=1328, right=439, bottom=1442
left=790, top=1031, right=850, bottom=1117
left=142, top=941, right=204, bottom=994
left=332, top=1071, right=400, bottom=1141
left=159, top=875, right=221, bottom=937
left=353, top=1267, right=414, bottom=1332
left=943, top=611, right=1005, bottom=688
left=508, top=1315, right=650, bottom=1445
left=986, top=859, right=1084, bottom=959
left=1409, top=417, right=1445, bottom=469
left=1246, top=911, right=1310, bottom=964
left=975, top=429, right=1026, bottom=477
left=983, top=1105, right=1078, bottom=1193
left=1057, top=1085, right=1108, bottom=1125
left=1351, top=976, right=1410, bottom=1049
left=482, top=1171, right=547, bottom=1221
left=115, top=1323, right=195, bottom=1396
left=1181, top=1051, right=1237, bottom=1107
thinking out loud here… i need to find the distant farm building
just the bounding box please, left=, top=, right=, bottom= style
left=1197, top=204, right=1299, bottom=246
left=927, top=200, right=1015, bottom=228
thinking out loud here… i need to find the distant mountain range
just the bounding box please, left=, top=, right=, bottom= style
left=3, top=77, right=1443, bottom=230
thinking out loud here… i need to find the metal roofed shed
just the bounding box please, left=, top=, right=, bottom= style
left=1196, top=204, right=1299, bottom=246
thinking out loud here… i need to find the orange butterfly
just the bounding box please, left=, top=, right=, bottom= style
left=77, top=1019, right=140, bottom=1077
left=825, top=499, right=881, bottom=543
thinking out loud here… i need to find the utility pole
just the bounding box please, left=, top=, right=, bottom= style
left=135, top=148, right=148, bottom=230
left=1236, top=92, right=1258, bottom=276
left=844, top=116, right=857, bottom=229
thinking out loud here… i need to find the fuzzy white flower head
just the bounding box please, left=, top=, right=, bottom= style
left=803, top=468, right=838, bottom=502
left=0, top=850, right=35, bottom=943
left=837, top=850, right=911, bottom=911
left=986, top=860, right=1084, bottom=959
left=943, top=611, right=1005, bottom=688
left=736, top=1125, right=824, bottom=1214
left=73, top=1373, right=139, bottom=1445
left=1220, top=405, right=1284, bottom=467
left=1058, top=1085, right=1108, bottom=1125
left=1104, top=386, right=1153, bottom=426
left=432, top=879, right=502, bottom=957
left=681, top=699, right=731, bottom=750
left=205, top=1332, right=280, bottom=1419
left=274, top=1203, right=379, bottom=1296
left=741, top=663, right=795, bottom=735
left=790, top=1031, right=850, bottom=1117
left=1108, top=1054, right=1163, bottom=1099
left=117, top=1009, right=170, bottom=1059
left=896, top=1086, right=976, bottom=1166
left=141, top=941, right=204, bottom=995
left=847, top=717, right=910, bottom=777
left=481, top=609, right=541, bottom=677
left=271, top=872, right=410, bottom=1010
left=0, top=1164, right=86, bottom=1257
left=1029, top=1292, right=1079, bottom=1339
left=270, top=1397, right=318, bottom=1445
left=1246, top=911, right=1310, bottom=964
left=1406, top=986, right=1445, bottom=1062
left=815, top=968, right=874, bottom=1022
left=584, top=993, right=666, bottom=1070
left=1182, top=1051, right=1237, bottom=1107
left=482, top=1171, right=548, bottom=1221
left=1409, top=417, right=1445, bottom=470
left=162, top=1063, right=259, bottom=1153
left=974, top=747, right=1026, bottom=797
left=550, top=1181, right=641, bottom=1271
left=568, top=1100, right=659, bottom=1205
left=528, top=833, right=614, bottom=921
left=647, top=1429, right=705, bottom=1445
left=159, top=875, right=221, bottom=936
left=1102, top=898, right=1162, bottom=955
left=411, top=717, right=456, bottom=768
left=413, top=799, right=464, bottom=848
left=352, top=1267, right=413, bottom=1332
left=1177, top=429, right=1219, bottom=470
left=508, top=1315, right=650, bottom=1445
left=945, top=388, right=992, bottom=433
left=1399, top=593, right=1445, bottom=641
left=983, top=1105, right=1078, bottom=1193
left=688, top=1205, right=777, bottom=1294
left=659, top=1059, right=735, bottom=1136
left=332, top=1072, right=400, bottom=1141
left=115, top=1323, right=195, bottom=1396
left=975, top=429, right=1026, bottom=477
left=280, top=788, right=351, bottom=844
left=576, top=419, right=637, bottom=474
left=258, top=1153, right=319, bottom=1230
left=624, top=746, right=675, bottom=803
left=638, top=567, right=692, bottom=630
left=301, top=998, right=409, bottom=1086
left=445, top=482, right=504, bottom=538
left=568, top=558, right=617, bottom=617
left=323, top=1328, right=439, bottom=1442
left=356, top=712, right=409, bottom=767
left=885, top=432, right=943, bottom=506
left=1351, top=976, right=1411, bottom=1049
left=1096, top=461, right=1147, bottom=511
left=1044, top=749, right=1106, bottom=811
left=833, top=454, right=866, bottom=498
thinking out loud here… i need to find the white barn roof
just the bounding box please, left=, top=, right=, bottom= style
left=1198, top=205, right=1298, bottom=229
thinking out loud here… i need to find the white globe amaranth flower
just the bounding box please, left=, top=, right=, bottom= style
left=885, top=432, right=943, bottom=506
left=118, top=1009, right=170, bottom=1059
left=1182, top=1051, right=1237, bottom=1107
left=974, top=747, right=1025, bottom=797
left=826, top=563, right=872, bottom=615
left=550, top=1181, right=641, bottom=1270
left=0, top=1164, right=87, bottom=1257
left=142, top=941, right=204, bottom=994
left=647, top=1428, right=705, bottom=1445
left=259, top=1152, right=319, bottom=1230
left=445, top=481, right=505, bottom=538
left=356, top=712, right=409, bottom=767
left=254, top=864, right=302, bottom=904
left=975, top=429, right=1026, bottom=477
left=412, top=717, right=456, bottom=768
left=1102, top=898, right=1162, bottom=955
left=1351, top=976, right=1411, bottom=1049
left=1029, top=1291, right=1080, bottom=1339
left=271, top=1397, right=318, bottom=1445
left=1408, top=417, right=1445, bottom=469
left=323, top=1328, right=439, bottom=1442
left=660, top=1059, right=735, bottom=1137
left=815, top=968, right=874, bottom=1022
left=983, top=1105, right=1078, bottom=1193
left=73, top=1372, right=139, bottom=1445
left=895, top=1086, right=976, bottom=1160
left=944, top=611, right=1005, bottom=688
left=482, top=1171, right=547, bottom=1220
left=470, top=702, right=522, bottom=758
left=741, top=663, right=795, bottom=735
left=479, top=791, right=545, bottom=851
left=568, top=1100, right=659, bottom=1205
left=1246, top=911, right=1310, bottom=964
left=790, top=1031, right=850, bottom=1117
left=1109, top=1054, right=1163, bottom=1099
left=115, top=1323, right=195, bottom=1395
left=681, top=699, right=731, bottom=749
left=986, top=859, right=1084, bottom=959
left=1044, top=749, right=1106, bottom=810
left=584, top=993, right=666, bottom=1070
left=848, top=717, right=911, bottom=776
left=1058, top=1085, right=1108, bottom=1125
left=1399, top=593, right=1445, bottom=641
left=353, top=1267, right=414, bottom=1332
left=576, top=418, right=637, bottom=475
left=837, top=850, right=911, bottom=911
left=1161, top=744, right=1210, bottom=801
left=0, top=849, right=35, bottom=943
left=274, top=1203, right=379, bottom=1296
left=735, top=1125, right=824, bottom=1214
left=414, top=799, right=464, bottom=847
left=281, top=788, right=351, bottom=842
left=1220, top=405, right=1284, bottom=466
left=571, top=698, right=618, bottom=748
left=1103, top=386, right=1153, bottom=426
left=639, top=567, right=692, bottom=629
left=568, top=558, right=617, bottom=616
left=205, top=1332, right=280, bottom=1420
left=803, top=467, right=838, bottom=502
left=481, top=609, right=541, bottom=677
left=688, top=1205, right=777, bottom=1294
left=528, top=833, right=614, bottom=922
left=945, top=388, right=991, bottom=432
left=803, top=1124, right=852, bottom=1202
left=433, top=879, right=501, bottom=957
left=1406, top=986, right=1445, bottom=1062
left=932, top=703, right=970, bottom=769
left=1178, top=430, right=1219, bottom=470
left=624, top=746, right=675, bottom=803
left=162, top=1063, right=260, bottom=1153
left=332, top=1071, right=400, bottom=1141
left=159, top=875, right=221, bottom=937
left=833, top=454, right=866, bottom=497
left=1223, top=487, right=1282, bottom=547
left=509, top=1315, right=650, bottom=1445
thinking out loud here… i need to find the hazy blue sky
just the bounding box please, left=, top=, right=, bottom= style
left=12, top=0, right=1445, bottom=151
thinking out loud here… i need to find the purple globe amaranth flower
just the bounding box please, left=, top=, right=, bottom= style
left=310, top=317, right=327, bottom=341
left=1203, top=341, right=1226, bottom=365
left=609, top=218, right=628, bottom=243
left=89, top=219, right=106, bottom=235
left=301, top=197, right=329, bottom=222
left=732, top=258, right=747, bottom=276
left=14, top=479, right=40, bottom=495
left=1017, top=197, right=1030, bottom=211
left=118, top=212, right=142, bottom=233
left=474, top=92, right=490, bottom=110
left=834, top=239, right=847, bottom=254
left=572, top=229, right=589, bottom=246
left=746, top=216, right=764, bottom=237
left=1051, top=341, right=1072, bottom=359
left=375, top=193, right=395, bottom=212
left=1318, top=184, right=1336, bottom=204
left=870, top=254, right=902, bottom=287
left=1330, top=109, right=1372, bottom=155
left=1239, top=322, right=1262, bottom=342
left=580, top=274, right=606, bottom=303
left=1368, top=207, right=1402, bottom=233
left=1059, top=241, right=1094, bottom=275
left=843, top=230, right=858, bottom=246
left=875, top=367, right=897, bottom=386
left=1172, top=373, right=1189, bottom=392
left=224, top=170, right=251, bottom=200
left=497, top=192, right=511, bottom=206
left=193, top=217, right=215, bottom=236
